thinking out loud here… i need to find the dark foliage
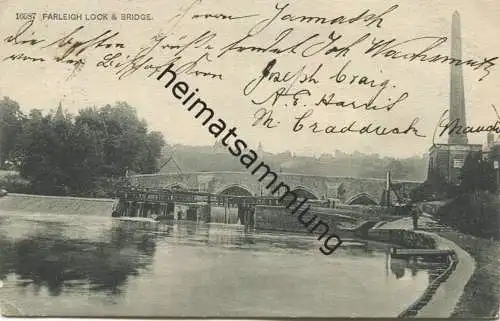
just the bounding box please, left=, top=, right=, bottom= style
left=410, top=168, right=457, bottom=202
left=0, top=97, right=25, bottom=168
left=435, top=153, right=499, bottom=240
left=2, top=99, right=165, bottom=196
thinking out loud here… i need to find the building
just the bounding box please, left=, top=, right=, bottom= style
left=428, top=144, right=483, bottom=184
left=484, top=133, right=500, bottom=160
left=427, top=12, right=484, bottom=185
left=484, top=133, right=500, bottom=185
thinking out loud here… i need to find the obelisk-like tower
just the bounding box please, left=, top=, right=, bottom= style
left=448, top=11, right=468, bottom=145
left=427, top=11, right=483, bottom=186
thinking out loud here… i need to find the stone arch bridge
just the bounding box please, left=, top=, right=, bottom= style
left=129, top=172, right=421, bottom=205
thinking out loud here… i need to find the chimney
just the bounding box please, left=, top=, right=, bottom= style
left=448, top=11, right=468, bottom=145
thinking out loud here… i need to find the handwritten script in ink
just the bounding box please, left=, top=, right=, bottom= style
left=1, top=1, right=498, bottom=140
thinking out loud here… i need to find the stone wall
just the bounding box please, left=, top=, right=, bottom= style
left=367, top=228, right=436, bottom=248
left=253, top=205, right=351, bottom=235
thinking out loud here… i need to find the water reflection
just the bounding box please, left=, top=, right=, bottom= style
left=0, top=221, right=158, bottom=296
left=390, top=256, right=448, bottom=282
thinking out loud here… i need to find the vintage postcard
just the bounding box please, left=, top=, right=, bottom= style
left=0, top=0, right=499, bottom=318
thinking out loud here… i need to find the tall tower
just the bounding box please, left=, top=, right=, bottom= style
left=427, top=11, right=483, bottom=185
left=448, top=11, right=468, bottom=145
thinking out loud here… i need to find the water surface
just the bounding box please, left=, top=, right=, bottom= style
left=0, top=212, right=435, bottom=317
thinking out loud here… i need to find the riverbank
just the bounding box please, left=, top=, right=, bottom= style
left=422, top=198, right=500, bottom=318
left=371, top=217, right=476, bottom=318
left=416, top=232, right=475, bottom=318
left=437, top=231, right=500, bottom=318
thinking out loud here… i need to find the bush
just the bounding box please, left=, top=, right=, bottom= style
left=0, top=174, right=32, bottom=194
left=437, top=192, right=500, bottom=240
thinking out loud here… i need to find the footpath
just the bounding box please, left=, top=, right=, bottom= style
left=375, top=216, right=476, bottom=318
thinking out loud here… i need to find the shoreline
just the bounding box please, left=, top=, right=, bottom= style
left=369, top=219, right=476, bottom=318
left=437, top=231, right=500, bottom=318
left=411, top=231, right=475, bottom=318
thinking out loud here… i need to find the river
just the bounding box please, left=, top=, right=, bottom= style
left=0, top=212, right=437, bottom=317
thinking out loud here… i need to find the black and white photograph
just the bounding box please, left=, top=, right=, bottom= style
left=0, top=0, right=499, bottom=318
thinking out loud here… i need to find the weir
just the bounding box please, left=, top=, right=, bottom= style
left=112, top=187, right=281, bottom=225
left=0, top=193, right=115, bottom=216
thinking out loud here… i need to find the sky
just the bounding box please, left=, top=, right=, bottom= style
left=0, top=0, right=499, bottom=159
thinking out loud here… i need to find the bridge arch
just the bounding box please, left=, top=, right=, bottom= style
left=216, top=184, right=254, bottom=196
left=346, top=192, right=379, bottom=206
left=291, top=186, right=320, bottom=200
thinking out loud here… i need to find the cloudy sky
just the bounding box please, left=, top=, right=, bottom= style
left=0, top=0, right=499, bottom=158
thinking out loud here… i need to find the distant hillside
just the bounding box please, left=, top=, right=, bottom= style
left=158, top=144, right=427, bottom=181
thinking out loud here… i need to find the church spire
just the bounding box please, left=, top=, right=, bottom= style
left=55, top=102, right=65, bottom=121
left=448, top=11, right=468, bottom=145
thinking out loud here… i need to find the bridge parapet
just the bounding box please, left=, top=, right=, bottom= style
left=129, top=172, right=422, bottom=204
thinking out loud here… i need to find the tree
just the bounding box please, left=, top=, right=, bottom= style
left=141, top=131, right=166, bottom=174
left=460, top=153, right=481, bottom=195
left=459, top=153, right=495, bottom=196
left=0, top=97, right=25, bottom=168
left=410, top=167, right=456, bottom=202
left=15, top=102, right=166, bottom=196
left=75, top=102, right=165, bottom=178
left=478, top=159, right=497, bottom=193
left=15, top=108, right=74, bottom=194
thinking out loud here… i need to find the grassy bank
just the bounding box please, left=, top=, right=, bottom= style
left=437, top=192, right=499, bottom=240
left=437, top=231, right=500, bottom=319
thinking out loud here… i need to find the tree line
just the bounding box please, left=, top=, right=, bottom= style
left=411, top=152, right=497, bottom=201
left=440, top=153, right=498, bottom=239
left=0, top=97, right=165, bottom=197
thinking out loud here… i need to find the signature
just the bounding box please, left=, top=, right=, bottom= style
left=365, top=36, right=498, bottom=82
left=434, top=105, right=500, bottom=142
left=243, top=58, right=321, bottom=106
left=293, top=108, right=426, bottom=137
